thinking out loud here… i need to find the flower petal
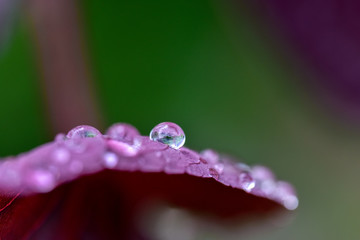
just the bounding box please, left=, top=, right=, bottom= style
left=0, top=125, right=298, bottom=238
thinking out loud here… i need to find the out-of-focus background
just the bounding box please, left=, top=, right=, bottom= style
left=1, top=0, right=359, bottom=239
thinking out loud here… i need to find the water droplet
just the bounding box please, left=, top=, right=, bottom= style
left=200, top=149, right=219, bottom=163
left=103, top=152, right=118, bottom=168
left=209, top=168, right=220, bottom=180
left=252, top=165, right=275, bottom=180
left=107, top=140, right=139, bottom=157
left=214, top=163, right=224, bottom=174
left=150, top=122, right=185, bottom=149
left=52, top=148, right=70, bottom=164
left=55, top=133, right=66, bottom=142
left=31, top=170, right=55, bottom=193
left=239, top=172, right=255, bottom=192
left=106, top=123, right=140, bottom=142
left=261, top=179, right=277, bottom=195
left=236, top=163, right=251, bottom=172
left=283, top=195, right=299, bottom=210
left=66, top=125, right=101, bottom=139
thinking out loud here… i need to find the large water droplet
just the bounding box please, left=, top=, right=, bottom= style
left=106, top=123, right=140, bottom=142
left=150, top=122, right=185, bottom=149
left=66, top=125, right=101, bottom=139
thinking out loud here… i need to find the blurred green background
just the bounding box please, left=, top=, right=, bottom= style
left=0, top=0, right=359, bottom=239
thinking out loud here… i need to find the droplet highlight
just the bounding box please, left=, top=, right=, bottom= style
left=150, top=122, right=185, bottom=149
left=106, top=123, right=140, bottom=142
left=66, top=125, right=101, bottom=139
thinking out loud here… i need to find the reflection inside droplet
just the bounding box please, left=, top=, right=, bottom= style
left=150, top=122, right=185, bottom=149
left=66, top=125, right=101, bottom=139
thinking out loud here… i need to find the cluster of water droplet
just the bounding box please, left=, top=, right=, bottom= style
left=9, top=121, right=298, bottom=211
left=57, top=122, right=186, bottom=174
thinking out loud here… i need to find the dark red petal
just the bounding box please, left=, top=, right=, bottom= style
left=0, top=189, right=63, bottom=239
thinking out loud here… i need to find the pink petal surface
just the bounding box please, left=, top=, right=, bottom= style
left=0, top=124, right=298, bottom=239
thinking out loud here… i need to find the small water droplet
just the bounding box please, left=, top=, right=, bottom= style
left=209, top=168, right=220, bottom=180
left=150, top=122, right=185, bottom=149
left=52, top=148, right=70, bottom=164
left=239, top=172, right=255, bottom=192
left=106, top=123, right=140, bottom=142
left=31, top=170, right=56, bottom=193
left=103, top=152, right=118, bottom=168
left=283, top=195, right=299, bottom=210
left=55, top=133, right=66, bottom=142
left=261, top=179, right=277, bottom=195
left=252, top=165, right=275, bottom=180
left=236, top=163, right=251, bottom=172
left=200, top=149, right=219, bottom=163
left=66, top=125, right=101, bottom=139
left=214, top=163, right=224, bottom=174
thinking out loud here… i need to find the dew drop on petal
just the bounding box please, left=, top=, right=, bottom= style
left=239, top=172, right=255, bottom=192
left=52, top=148, right=70, bottom=164
left=252, top=165, right=275, bottom=180
left=283, top=195, right=299, bottom=210
left=54, top=133, right=66, bottom=142
left=209, top=168, right=220, bottom=180
left=236, top=163, right=251, bottom=172
left=106, top=123, right=140, bottom=142
left=213, top=163, right=224, bottom=174
left=31, top=170, right=56, bottom=193
left=200, top=149, right=219, bottom=163
left=261, top=179, right=277, bottom=195
left=66, top=125, right=101, bottom=139
left=103, top=152, right=118, bottom=168
left=150, top=122, right=185, bottom=149
left=276, top=181, right=299, bottom=210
